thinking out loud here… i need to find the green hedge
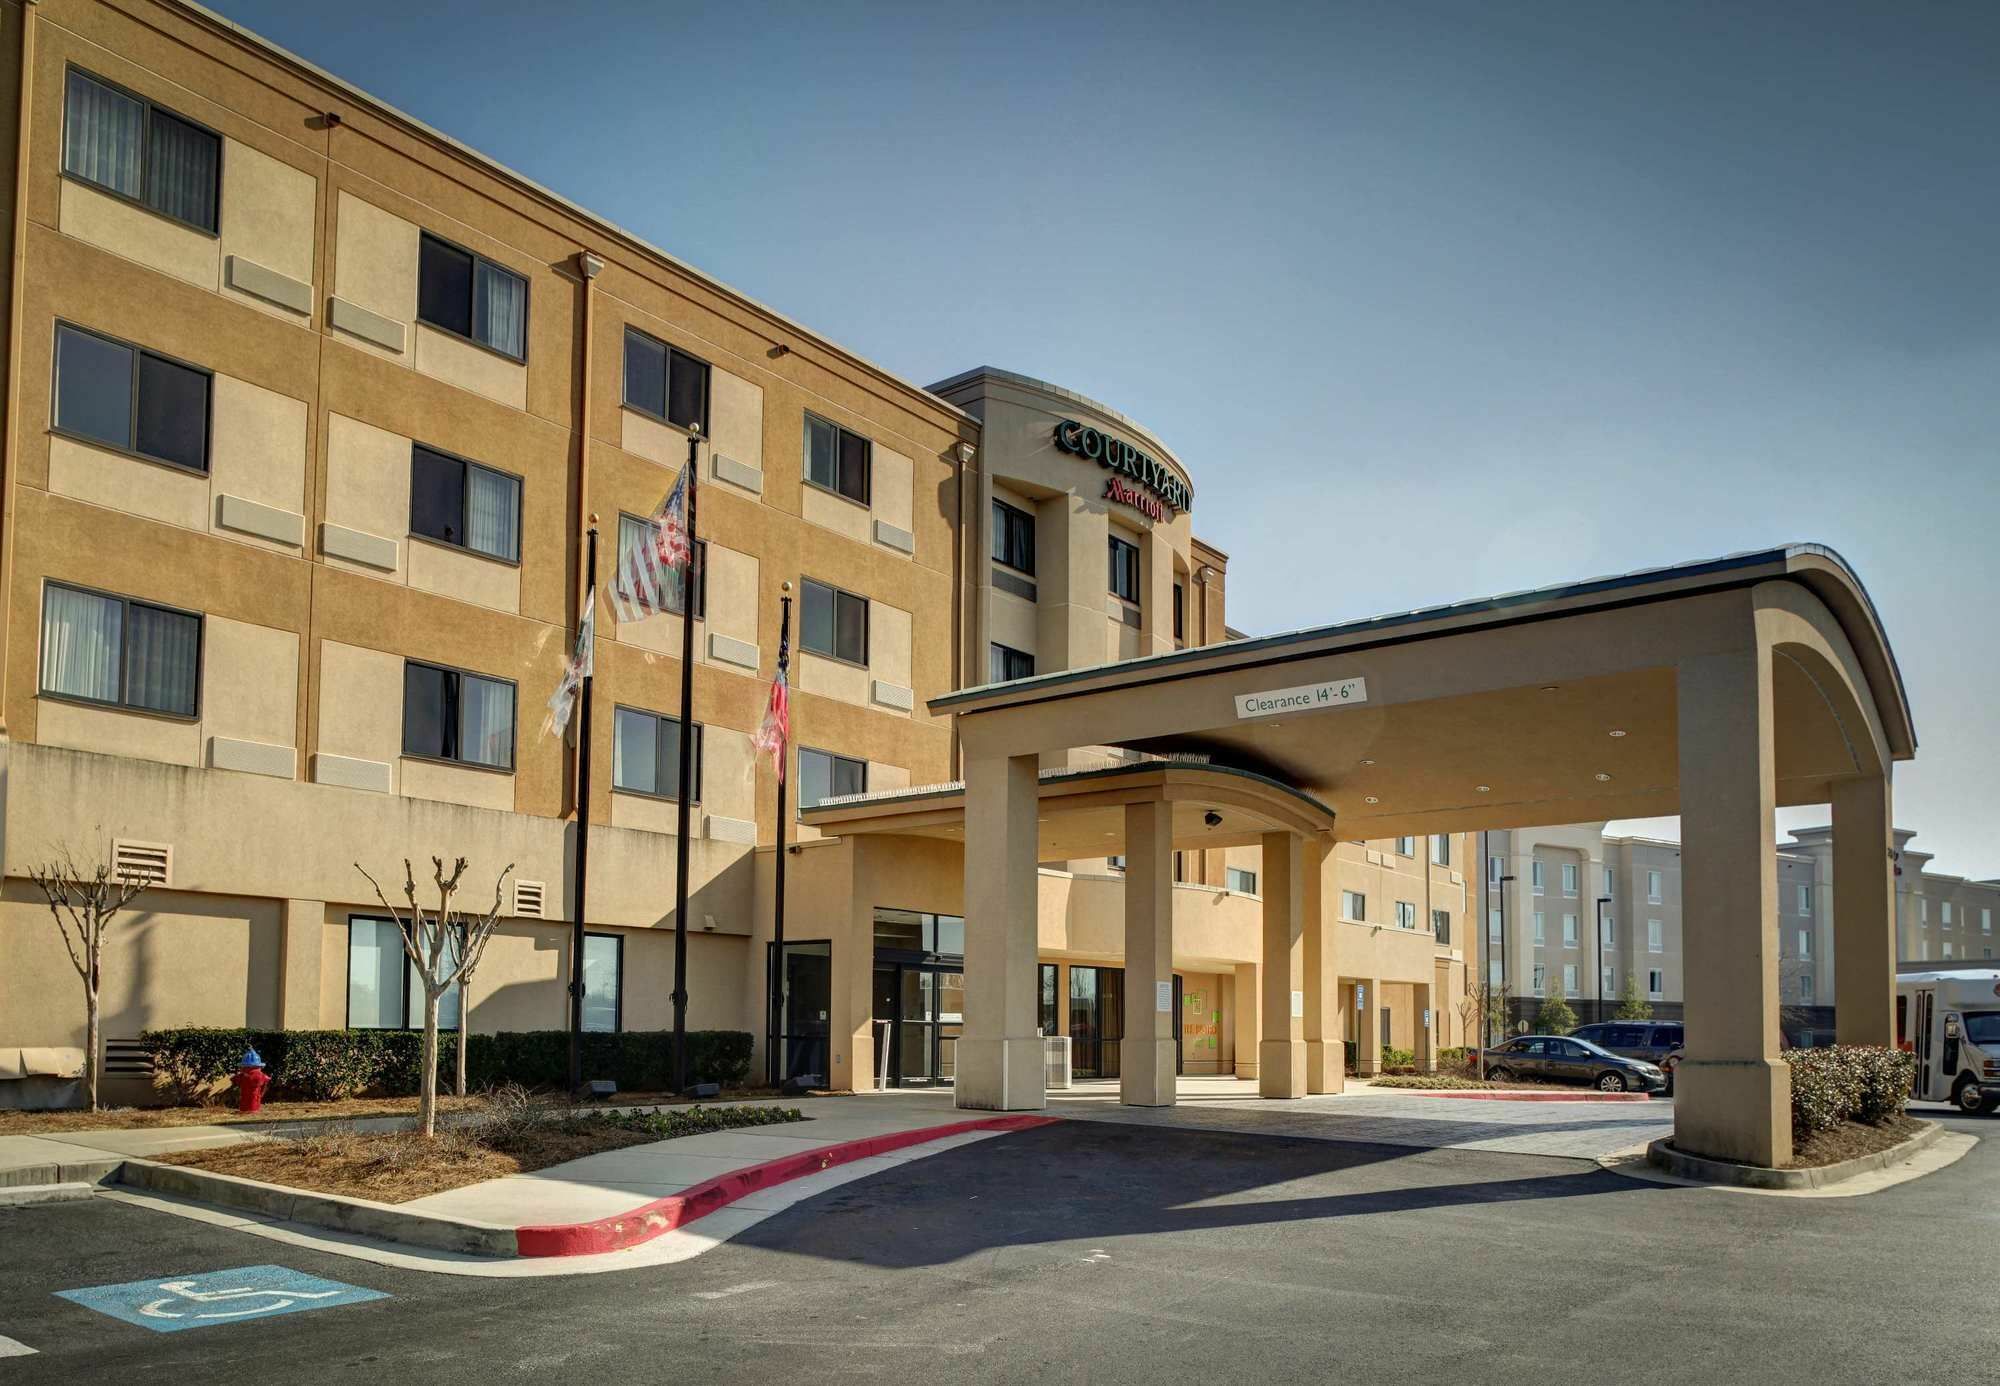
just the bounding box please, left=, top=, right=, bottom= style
left=142, top=1027, right=755, bottom=1104
left=1785, top=1045, right=1913, bottom=1138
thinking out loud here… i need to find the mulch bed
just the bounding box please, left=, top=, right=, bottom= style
left=1784, top=1115, right=1926, bottom=1169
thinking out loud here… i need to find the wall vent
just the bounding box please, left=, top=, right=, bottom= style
left=103, top=1037, right=154, bottom=1077
left=514, top=880, right=546, bottom=917
left=112, top=839, right=172, bottom=888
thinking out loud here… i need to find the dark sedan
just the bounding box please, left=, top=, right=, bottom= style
left=1477, top=1034, right=1668, bottom=1093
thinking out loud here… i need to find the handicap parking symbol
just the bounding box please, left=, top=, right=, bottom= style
left=56, top=1264, right=388, bottom=1333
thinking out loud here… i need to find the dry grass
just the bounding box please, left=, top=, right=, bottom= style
left=0, top=1086, right=779, bottom=1136
left=1784, top=1114, right=1927, bottom=1169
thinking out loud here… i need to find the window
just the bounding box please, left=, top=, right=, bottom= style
left=798, top=746, right=865, bottom=811
left=1225, top=867, right=1257, bottom=895
left=804, top=411, right=870, bottom=504
left=1984, top=908, right=1992, bottom=933
left=418, top=232, right=527, bottom=359
left=621, top=328, right=708, bottom=431
left=402, top=661, right=515, bottom=770
left=1562, top=964, right=1579, bottom=995
left=1533, top=911, right=1546, bottom=946
left=1341, top=890, right=1366, bottom=922
left=63, top=69, right=220, bottom=233
left=1562, top=915, right=1579, bottom=947
left=1532, top=964, right=1545, bottom=996
left=1531, top=861, right=1545, bottom=895
left=1172, top=583, right=1185, bottom=642
left=1108, top=535, right=1141, bottom=603
left=1647, top=969, right=1664, bottom=1000
left=992, top=499, right=1035, bottom=574
left=989, top=642, right=1034, bottom=683
left=1395, top=836, right=1415, bottom=857
left=1106, top=855, right=1125, bottom=872
left=1647, top=918, right=1664, bottom=952
left=1602, top=966, right=1616, bottom=996
left=1432, top=908, right=1451, bottom=944
left=1601, top=915, right=1616, bottom=947
left=410, top=445, right=521, bottom=562
left=1604, top=866, right=1615, bottom=897
left=1800, top=974, right=1815, bottom=1005
left=1395, top=901, right=1417, bottom=929
left=1921, top=898, right=1929, bottom=922
left=1942, top=940, right=1954, bottom=960
left=612, top=706, right=703, bottom=800
left=1487, top=908, right=1501, bottom=943
left=1488, top=959, right=1503, bottom=986
left=582, top=933, right=623, bottom=1033
left=616, top=517, right=704, bottom=617
left=1561, top=863, right=1579, bottom=897
left=1797, top=884, right=1813, bottom=917
left=1795, top=928, right=1811, bottom=959
left=40, top=583, right=200, bottom=717
left=53, top=322, right=211, bottom=473
left=1647, top=869, right=1662, bottom=903
left=1039, top=963, right=1059, bottom=1037
left=1430, top=835, right=1450, bottom=867
left=801, top=579, right=868, bottom=665
left=1942, top=902, right=1954, bottom=929
left=347, top=916, right=461, bottom=1031
left=1488, top=854, right=1503, bottom=884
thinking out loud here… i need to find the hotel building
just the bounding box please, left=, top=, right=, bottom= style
left=0, top=0, right=1473, bottom=1105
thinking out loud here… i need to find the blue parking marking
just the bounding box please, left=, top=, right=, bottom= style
left=55, top=1264, right=388, bottom=1333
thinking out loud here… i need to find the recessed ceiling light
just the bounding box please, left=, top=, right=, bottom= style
left=1475, top=785, right=1492, bottom=793
left=1540, top=685, right=1560, bottom=693
left=1363, top=795, right=1380, bottom=805
left=1595, top=772, right=1613, bottom=782
left=1359, top=758, right=1376, bottom=766
left=1608, top=729, right=1627, bottom=738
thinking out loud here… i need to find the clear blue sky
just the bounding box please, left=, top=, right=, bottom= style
left=210, top=0, right=2000, bottom=876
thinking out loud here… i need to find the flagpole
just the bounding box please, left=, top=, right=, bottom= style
left=767, top=585, right=792, bottom=1090
left=568, top=520, right=598, bottom=1098
left=671, top=431, right=699, bottom=1093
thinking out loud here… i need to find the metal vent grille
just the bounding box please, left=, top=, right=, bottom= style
left=104, top=1037, right=153, bottom=1077
left=1043, top=1035, right=1073, bottom=1091
left=111, top=839, right=172, bottom=888
left=514, top=880, right=546, bottom=917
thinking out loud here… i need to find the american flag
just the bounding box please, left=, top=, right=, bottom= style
left=751, top=637, right=791, bottom=782
left=610, top=466, right=693, bottom=625
left=544, top=586, right=596, bottom=738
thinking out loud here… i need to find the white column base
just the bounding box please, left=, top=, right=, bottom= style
left=1259, top=1040, right=1307, bottom=1098
left=1120, top=1039, right=1179, bottom=1107
left=954, top=1036, right=1048, bottom=1111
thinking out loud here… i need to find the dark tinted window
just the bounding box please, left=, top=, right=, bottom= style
left=53, top=325, right=134, bottom=449
left=622, top=330, right=667, bottom=417
left=989, top=643, right=1033, bottom=683
left=612, top=706, right=702, bottom=799
left=667, top=349, right=707, bottom=432
left=410, top=447, right=466, bottom=548
left=402, top=662, right=451, bottom=760
left=402, top=661, right=515, bottom=769
left=1653, top=1025, right=1684, bottom=1046
left=63, top=70, right=219, bottom=232
left=801, top=579, right=867, bottom=664
left=1173, top=583, right=1185, bottom=639
left=134, top=352, right=208, bottom=471
left=409, top=445, right=519, bottom=561
left=798, top=747, right=866, bottom=811
left=145, top=106, right=219, bottom=231
left=1108, top=535, right=1141, bottom=602
left=804, top=412, right=870, bottom=504
left=992, top=499, right=1035, bottom=573
left=417, top=235, right=474, bottom=338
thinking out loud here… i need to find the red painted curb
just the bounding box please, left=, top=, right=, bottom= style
left=1385, top=1089, right=1661, bottom=1103
left=513, top=1113, right=1060, bottom=1257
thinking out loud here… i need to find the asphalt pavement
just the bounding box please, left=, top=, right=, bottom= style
left=0, top=1112, right=1992, bottom=1384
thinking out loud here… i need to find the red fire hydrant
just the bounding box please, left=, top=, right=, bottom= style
left=233, top=1047, right=270, bottom=1114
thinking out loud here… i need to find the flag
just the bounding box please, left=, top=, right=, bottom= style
left=610, top=466, right=693, bottom=625
left=751, top=661, right=790, bottom=782
left=544, top=587, right=595, bottom=738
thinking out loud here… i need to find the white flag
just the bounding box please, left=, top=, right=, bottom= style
left=545, top=588, right=596, bottom=738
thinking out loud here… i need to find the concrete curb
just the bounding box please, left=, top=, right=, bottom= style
left=0, top=1157, right=123, bottom=1189
left=1646, top=1121, right=1944, bottom=1190
left=0, top=1181, right=100, bottom=1207
left=1380, top=1089, right=1659, bottom=1103
left=110, top=1113, right=1060, bottom=1260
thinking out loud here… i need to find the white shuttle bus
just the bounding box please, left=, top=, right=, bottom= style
left=1897, top=969, right=2000, bottom=1115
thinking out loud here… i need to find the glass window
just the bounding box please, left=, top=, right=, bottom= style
left=63, top=70, right=219, bottom=232
left=54, top=323, right=210, bottom=472
left=989, top=642, right=1033, bottom=683
left=992, top=499, right=1035, bottom=574
left=40, top=583, right=199, bottom=717
left=621, top=327, right=709, bottom=431
left=1647, top=869, right=1663, bottom=902
left=1602, top=967, right=1617, bottom=996
left=1562, top=964, right=1578, bottom=994
left=873, top=908, right=924, bottom=952
left=402, top=661, right=515, bottom=769
left=418, top=232, right=527, bottom=359
left=1488, top=854, right=1503, bottom=884
left=1647, top=970, right=1664, bottom=999
left=409, top=445, right=520, bottom=562
left=612, top=706, right=702, bottom=800
left=1604, top=866, right=1615, bottom=896
left=1341, top=890, right=1366, bottom=922
left=1395, top=836, right=1415, bottom=856
left=1648, top=918, right=1664, bottom=952
left=801, top=579, right=868, bottom=664
left=798, top=746, right=866, bottom=811
left=1563, top=915, right=1579, bottom=947
left=1039, top=963, right=1059, bottom=1037
left=616, top=517, right=703, bottom=617
left=803, top=411, right=870, bottom=503
left=582, top=933, right=622, bottom=1033
left=1432, top=908, right=1451, bottom=944
left=1798, top=884, right=1813, bottom=916
left=1532, top=964, right=1545, bottom=995
left=1108, top=535, right=1140, bottom=602
left=932, top=914, right=965, bottom=957
left=1533, top=911, right=1545, bottom=945
left=1601, top=915, right=1616, bottom=946
left=1562, top=863, right=1579, bottom=896
left=1531, top=861, right=1545, bottom=894
left=1396, top=900, right=1417, bottom=929
left=1172, top=583, right=1185, bottom=641
left=1798, top=928, right=1811, bottom=957
left=1226, top=867, right=1257, bottom=895
left=346, top=917, right=405, bottom=1030
left=1487, top=908, right=1502, bottom=942
left=1430, top=834, right=1450, bottom=866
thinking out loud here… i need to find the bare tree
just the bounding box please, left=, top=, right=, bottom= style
left=1457, top=979, right=1507, bottom=1081
left=26, top=844, right=151, bottom=1111
left=356, top=856, right=512, bottom=1137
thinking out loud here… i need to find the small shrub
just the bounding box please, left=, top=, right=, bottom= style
left=1382, top=1046, right=1416, bottom=1069
left=1785, top=1045, right=1913, bottom=1138
left=1372, top=1075, right=1490, bottom=1090
left=1536, top=988, right=1578, bottom=1036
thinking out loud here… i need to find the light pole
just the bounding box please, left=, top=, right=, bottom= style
left=1594, top=895, right=1612, bottom=1025
left=1495, top=873, right=1516, bottom=1050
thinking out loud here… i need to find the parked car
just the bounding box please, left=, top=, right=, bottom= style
left=1572, top=1021, right=1686, bottom=1091
left=1478, top=1034, right=1668, bottom=1093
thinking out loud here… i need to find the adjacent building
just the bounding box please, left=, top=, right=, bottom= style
left=0, top=0, right=1473, bottom=1105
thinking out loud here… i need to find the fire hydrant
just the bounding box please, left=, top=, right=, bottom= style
left=233, top=1047, right=270, bottom=1114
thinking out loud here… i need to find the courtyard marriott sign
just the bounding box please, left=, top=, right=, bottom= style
left=1053, top=419, right=1193, bottom=521
left=1234, top=677, right=1369, bottom=720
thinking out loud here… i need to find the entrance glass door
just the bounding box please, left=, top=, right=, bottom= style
left=1069, top=965, right=1124, bottom=1079
left=770, top=940, right=831, bottom=1086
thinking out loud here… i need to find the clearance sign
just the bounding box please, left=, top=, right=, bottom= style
left=1053, top=419, right=1192, bottom=521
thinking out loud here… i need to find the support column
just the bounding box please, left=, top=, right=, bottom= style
left=1415, top=980, right=1437, bottom=1072
left=1675, top=646, right=1790, bottom=1166
left=1832, top=773, right=1896, bottom=1047
left=1354, top=978, right=1383, bottom=1075
left=1121, top=800, right=1177, bottom=1106
left=1259, top=831, right=1307, bottom=1097
left=1301, top=837, right=1343, bottom=1093
left=957, top=753, right=1046, bottom=1110
left=1232, top=962, right=1260, bottom=1080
